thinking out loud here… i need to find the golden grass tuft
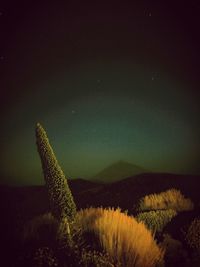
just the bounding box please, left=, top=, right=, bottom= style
left=76, top=207, right=164, bottom=267
left=139, top=188, right=194, bottom=212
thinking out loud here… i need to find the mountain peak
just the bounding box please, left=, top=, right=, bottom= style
left=93, top=160, right=148, bottom=183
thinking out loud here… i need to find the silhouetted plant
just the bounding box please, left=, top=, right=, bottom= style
left=32, top=246, right=58, bottom=267
left=35, top=123, right=76, bottom=222
left=161, top=234, right=189, bottom=267
left=22, top=213, right=81, bottom=266
left=185, top=218, right=200, bottom=250
left=23, top=213, right=59, bottom=247
left=79, top=249, right=115, bottom=267
left=136, top=209, right=177, bottom=233
left=139, top=188, right=194, bottom=212
left=18, top=244, right=59, bottom=267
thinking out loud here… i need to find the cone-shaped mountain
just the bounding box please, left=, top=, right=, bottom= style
left=93, top=160, right=148, bottom=183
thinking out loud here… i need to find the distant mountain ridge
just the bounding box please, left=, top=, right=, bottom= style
left=1, top=173, right=199, bottom=219
left=92, top=160, right=148, bottom=183
left=77, top=172, right=200, bottom=211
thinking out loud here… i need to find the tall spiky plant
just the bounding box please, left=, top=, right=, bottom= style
left=35, top=123, right=76, bottom=222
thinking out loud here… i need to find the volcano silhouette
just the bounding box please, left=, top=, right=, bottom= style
left=93, top=160, right=148, bottom=183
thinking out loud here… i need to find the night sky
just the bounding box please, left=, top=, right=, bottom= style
left=1, top=1, right=200, bottom=185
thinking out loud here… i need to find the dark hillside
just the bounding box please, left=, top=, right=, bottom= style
left=76, top=173, right=200, bottom=212
left=0, top=173, right=199, bottom=266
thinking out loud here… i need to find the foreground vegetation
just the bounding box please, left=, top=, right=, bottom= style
left=77, top=207, right=164, bottom=266
left=138, top=188, right=194, bottom=212
left=2, top=123, right=199, bottom=266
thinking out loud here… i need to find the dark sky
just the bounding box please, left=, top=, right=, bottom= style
left=1, top=1, right=200, bottom=185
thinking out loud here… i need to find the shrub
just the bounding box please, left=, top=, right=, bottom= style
left=35, top=123, right=76, bottom=222
left=79, top=249, right=115, bottom=267
left=23, top=213, right=72, bottom=248
left=23, top=213, right=59, bottom=246
left=19, top=246, right=59, bottom=267
left=139, top=188, right=194, bottom=212
left=185, top=218, right=200, bottom=250
left=136, top=209, right=177, bottom=233
left=32, top=246, right=58, bottom=267
left=76, top=207, right=164, bottom=267
left=161, top=234, right=189, bottom=267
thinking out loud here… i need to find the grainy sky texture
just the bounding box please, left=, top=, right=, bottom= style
left=1, top=1, right=200, bottom=185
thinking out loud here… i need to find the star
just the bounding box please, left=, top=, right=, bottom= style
left=151, top=72, right=158, bottom=81
left=71, top=110, right=76, bottom=114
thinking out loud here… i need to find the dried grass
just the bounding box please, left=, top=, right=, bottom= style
left=76, top=207, right=164, bottom=267
left=139, top=188, right=194, bottom=212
